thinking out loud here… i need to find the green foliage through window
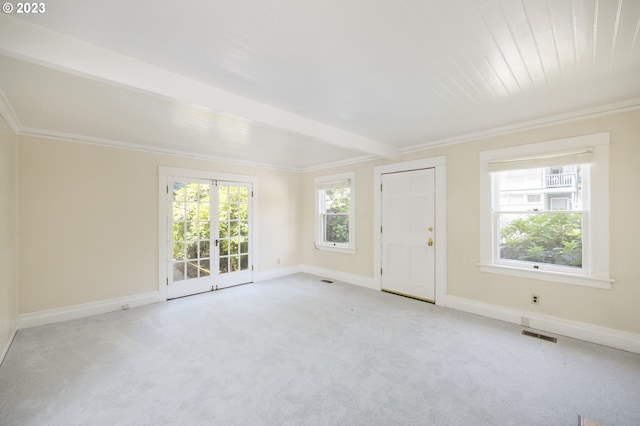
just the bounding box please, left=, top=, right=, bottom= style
left=321, top=187, right=350, bottom=244
left=499, top=213, right=582, bottom=267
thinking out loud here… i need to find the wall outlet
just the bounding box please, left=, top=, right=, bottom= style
left=531, top=294, right=540, bottom=305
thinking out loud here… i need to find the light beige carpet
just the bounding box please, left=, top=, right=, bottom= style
left=2, top=274, right=639, bottom=425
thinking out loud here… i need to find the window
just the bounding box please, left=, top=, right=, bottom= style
left=527, top=194, right=541, bottom=203
left=315, top=172, right=355, bottom=253
left=479, top=133, right=612, bottom=289
left=495, top=164, right=584, bottom=270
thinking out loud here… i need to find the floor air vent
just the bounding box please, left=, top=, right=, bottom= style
left=320, top=279, right=333, bottom=284
left=522, top=330, right=557, bottom=343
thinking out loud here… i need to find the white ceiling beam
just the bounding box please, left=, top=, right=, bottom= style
left=0, top=15, right=398, bottom=159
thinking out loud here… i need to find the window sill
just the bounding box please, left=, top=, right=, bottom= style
left=315, top=243, right=356, bottom=254
left=478, top=263, right=613, bottom=289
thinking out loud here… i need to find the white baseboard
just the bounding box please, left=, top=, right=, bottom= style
left=299, top=264, right=377, bottom=290
left=13, top=270, right=639, bottom=355
left=17, top=291, right=162, bottom=330
left=1, top=326, right=17, bottom=365
left=255, top=265, right=302, bottom=282
left=445, top=295, right=640, bottom=354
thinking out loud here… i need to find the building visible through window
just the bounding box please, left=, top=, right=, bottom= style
left=479, top=132, right=612, bottom=288
left=495, top=165, right=584, bottom=268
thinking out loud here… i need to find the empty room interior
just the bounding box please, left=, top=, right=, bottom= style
left=1, top=1, right=640, bottom=425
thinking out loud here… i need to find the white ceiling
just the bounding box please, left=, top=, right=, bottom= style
left=1, top=0, right=639, bottom=171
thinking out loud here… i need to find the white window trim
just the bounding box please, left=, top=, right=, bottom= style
left=314, top=172, right=356, bottom=254
left=479, top=132, right=613, bottom=289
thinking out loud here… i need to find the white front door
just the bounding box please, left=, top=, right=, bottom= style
left=381, top=168, right=436, bottom=302
left=167, top=178, right=253, bottom=299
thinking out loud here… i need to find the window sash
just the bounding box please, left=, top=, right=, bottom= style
left=494, top=210, right=586, bottom=273
left=321, top=212, right=350, bottom=244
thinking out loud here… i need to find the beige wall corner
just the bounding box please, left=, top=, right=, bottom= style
left=0, top=114, right=18, bottom=359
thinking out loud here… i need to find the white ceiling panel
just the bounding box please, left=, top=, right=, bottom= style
left=0, top=55, right=365, bottom=170
left=1, top=0, right=639, bottom=170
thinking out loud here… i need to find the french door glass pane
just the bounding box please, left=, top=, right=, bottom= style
left=229, top=204, right=239, bottom=220
left=200, top=259, right=210, bottom=277
left=199, top=241, right=210, bottom=258
left=187, top=262, right=198, bottom=279
left=173, top=262, right=185, bottom=281
left=173, top=242, right=185, bottom=260
left=229, top=238, right=239, bottom=255
left=219, top=257, right=228, bottom=273
left=220, top=239, right=229, bottom=256
left=230, top=256, right=239, bottom=272
left=239, top=187, right=248, bottom=202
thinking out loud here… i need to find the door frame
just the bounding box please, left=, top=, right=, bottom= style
left=158, top=166, right=258, bottom=301
left=373, top=157, right=447, bottom=306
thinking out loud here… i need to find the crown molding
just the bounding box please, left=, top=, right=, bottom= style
left=16, top=126, right=304, bottom=173
left=400, top=98, right=640, bottom=154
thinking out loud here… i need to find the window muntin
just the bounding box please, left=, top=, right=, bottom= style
left=315, top=173, right=355, bottom=253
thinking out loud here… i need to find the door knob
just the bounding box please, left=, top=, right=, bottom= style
left=428, top=238, right=433, bottom=246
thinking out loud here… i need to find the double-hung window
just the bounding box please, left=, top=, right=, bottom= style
left=479, top=133, right=612, bottom=288
left=315, top=172, right=355, bottom=253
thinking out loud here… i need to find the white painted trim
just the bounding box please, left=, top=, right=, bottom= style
left=255, top=265, right=303, bottom=282
left=17, top=292, right=161, bottom=330
left=444, top=295, right=640, bottom=354
left=18, top=126, right=303, bottom=173
left=478, top=264, right=613, bottom=289
left=401, top=98, right=640, bottom=154
left=299, top=265, right=377, bottom=291
left=12, top=265, right=638, bottom=354
left=1, top=327, right=17, bottom=365
left=373, top=157, right=448, bottom=306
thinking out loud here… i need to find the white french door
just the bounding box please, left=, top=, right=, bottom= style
left=381, top=168, right=436, bottom=302
left=167, top=178, right=253, bottom=299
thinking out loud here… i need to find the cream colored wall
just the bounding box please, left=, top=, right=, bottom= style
left=18, top=136, right=302, bottom=314
left=15, top=109, right=640, bottom=334
left=302, top=162, right=376, bottom=277
left=302, top=109, right=640, bottom=334
left=0, top=116, right=18, bottom=350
